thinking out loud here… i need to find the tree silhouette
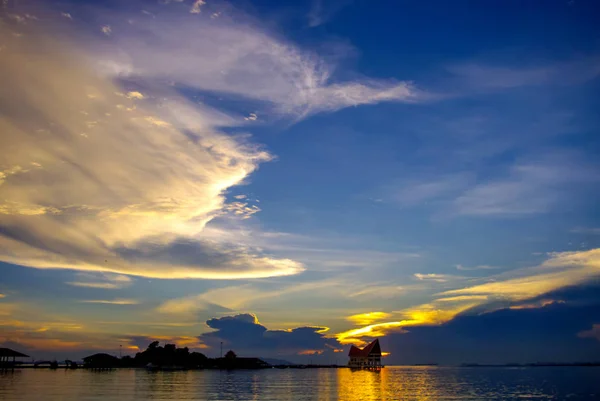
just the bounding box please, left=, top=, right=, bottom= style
left=225, top=350, right=237, bottom=359
left=133, top=341, right=207, bottom=368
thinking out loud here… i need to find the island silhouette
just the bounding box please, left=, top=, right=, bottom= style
left=83, top=341, right=269, bottom=370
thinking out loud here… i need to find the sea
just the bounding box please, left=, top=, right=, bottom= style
left=1, top=366, right=599, bottom=400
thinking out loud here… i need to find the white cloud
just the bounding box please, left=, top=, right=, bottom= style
left=307, top=0, right=351, bottom=28
left=414, top=273, right=454, bottom=283
left=394, top=174, right=471, bottom=206
left=571, top=227, right=600, bottom=235
left=307, top=0, right=324, bottom=27
left=190, top=0, right=206, bottom=14
left=101, top=25, right=111, bottom=35
left=448, top=57, right=600, bottom=90
left=80, top=299, right=139, bottom=305
left=66, top=273, right=132, bottom=289
left=451, top=153, right=598, bottom=217
left=456, top=264, right=499, bottom=271
left=92, top=8, right=422, bottom=119
left=157, top=279, right=342, bottom=315
left=244, top=113, right=257, bottom=121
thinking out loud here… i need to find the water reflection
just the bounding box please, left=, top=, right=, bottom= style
left=337, top=366, right=447, bottom=400
left=1, top=367, right=599, bottom=400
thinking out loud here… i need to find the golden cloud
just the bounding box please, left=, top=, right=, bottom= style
left=335, top=301, right=480, bottom=346
left=346, top=312, right=392, bottom=326
left=336, top=249, right=600, bottom=345
left=441, top=248, right=600, bottom=301
left=0, top=23, right=303, bottom=280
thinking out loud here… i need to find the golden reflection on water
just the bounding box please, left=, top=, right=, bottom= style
left=337, top=367, right=442, bottom=401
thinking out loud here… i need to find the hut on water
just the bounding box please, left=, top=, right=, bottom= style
left=0, top=348, right=29, bottom=368
left=348, top=339, right=383, bottom=370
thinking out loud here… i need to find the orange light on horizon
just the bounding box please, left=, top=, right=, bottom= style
left=298, top=349, right=324, bottom=355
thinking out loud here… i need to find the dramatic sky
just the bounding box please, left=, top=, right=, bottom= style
left=1, top=0, right=600, bottom=364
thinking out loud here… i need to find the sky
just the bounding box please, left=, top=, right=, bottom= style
left=0, top=0, right=599, bottom=365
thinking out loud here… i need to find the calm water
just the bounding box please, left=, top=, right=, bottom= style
left=1, top=366, right=599, bottom=400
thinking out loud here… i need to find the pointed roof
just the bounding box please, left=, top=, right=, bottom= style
left=348, top=339, right=381, bottom=357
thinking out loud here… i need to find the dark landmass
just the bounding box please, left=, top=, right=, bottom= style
left=261, top=358, right=294, bottom=366
left=84, top=342, right=270, bottom=370
left=461, top=362, right=600, bottom=367
left=79, top=342, right=344, bottom=370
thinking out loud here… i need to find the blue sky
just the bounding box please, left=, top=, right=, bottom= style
left=0, top=0, right=599, bottom=363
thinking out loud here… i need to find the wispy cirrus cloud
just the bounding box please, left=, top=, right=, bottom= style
left=393, top=174, right=471, bottom=207
left=90, top=2, right=423, bottom=119
left=80, top=299, right=139, bottom=305
left=307, top=0, right=352, bottom=28
left=66, top=273, right=132, bottom=289
left=571, top=227, right=600, bottom=235
left=456, top=264, right=499, bottom=271
left=414, top=273, right=456, bottom=283
left=447, top=56, right=600, bottom=91
left=451, top=152, right=598, bottom=217
left=156, top=279, right=341, bottom=315
left=388, top=150, right=597, bottom=219
left=578, top=324, right=600, bottom=342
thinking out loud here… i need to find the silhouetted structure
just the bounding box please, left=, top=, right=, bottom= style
left=34, top=360, right=59, bottom=369
left=83, top=353, right=120, bottom=368
left=348, top=339, right=383, bottom=370
left=215, top=350, right=269, bottom=369
left=79, top=342, right=267, bottom=370
left=0, top=348, right=29, bottom=369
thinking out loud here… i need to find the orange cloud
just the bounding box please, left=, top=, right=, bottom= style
left=80, top=299, right=139, bottom=305
left=15, top=338, right=83, bottom=350
left=143, top=336, right=208, bottom=349
left=509, top=299, right=564, bottom=310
